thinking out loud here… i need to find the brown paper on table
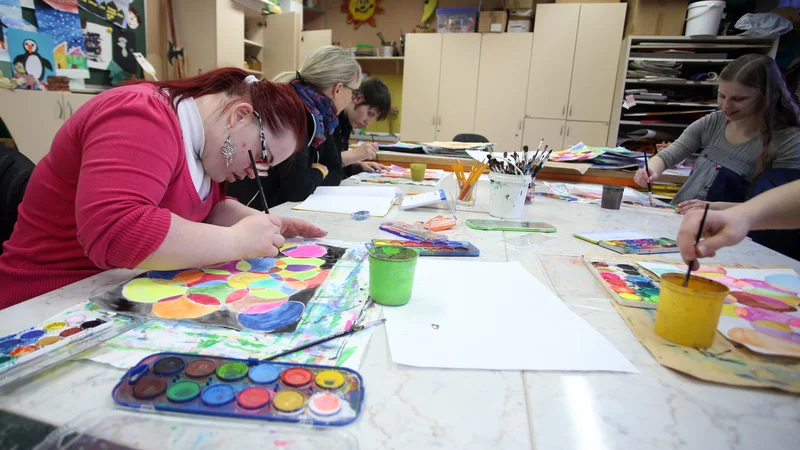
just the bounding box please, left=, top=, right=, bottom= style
left=542, top=161, right=593, bottom=175
left=585, top=253, right=800, bottom=394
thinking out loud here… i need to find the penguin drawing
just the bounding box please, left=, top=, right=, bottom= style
left=13, top=39, right=53, bottom=81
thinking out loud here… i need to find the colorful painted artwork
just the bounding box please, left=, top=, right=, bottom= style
left=549, top=142, right=606, bottom=162
left=639, top=263, right=800, bottom=358
left=34, top=0, right=88, bottom=78
left=110, top=25, right=135, bottom=72
left=539, top=181, right=675, bottom=209
left=91, top=244, right=348, bottom=333
left=7, top=28, right=53, bottom=88
left=587, top=259, right=661, bottom=309
left=356, top=165, right=448, bottom=187
left=0, top=0, right=38, bottom=63
left=77, top=0, right=125, bottom=28
left=42, top=0, right=78, bottom=13
left=340, top=0, right=384, bottom=29
left=81, top=20, right=110, bottom=69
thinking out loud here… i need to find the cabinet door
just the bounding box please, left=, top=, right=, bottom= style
left=436, top=34, right=481, bottom=141
left=300, top=30, right=332, bottom=67
left=399, top=34, right=443, bottom=142
left=0, top=91, right=64, bottom=164
left=63, top=93, right=95, bottom=119
left=525, top=4, right=580, bottom=120
left=523, top=118, right=566, bottom=152
left=567, top=3, right=626, bottom=122
left=474, top=33, right=533, bottom=152
left=263, top=12, right=300, bottom=81
left=565, top=121, right=609, bottom=147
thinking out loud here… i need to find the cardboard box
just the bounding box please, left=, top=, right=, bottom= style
left=507, top=19, right=532, bottom=33
left=625, top=0, right=689, bottom=36
left=478, top=11, right=508, bottom=33
left=509, top=9, right=533, bottom=20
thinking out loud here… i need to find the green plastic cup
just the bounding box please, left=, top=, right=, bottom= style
left=410, top=163, right=427, bottom=182
left=368, top=246, right=419, bottom=306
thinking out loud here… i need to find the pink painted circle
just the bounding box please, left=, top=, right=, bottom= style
left=280, top=244, right=327, bottom=259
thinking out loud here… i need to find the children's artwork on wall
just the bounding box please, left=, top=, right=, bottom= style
left=34, top=0, right=88, bottom=78
left=125, top=3, right=138, bottom=29
left=110, top=24, right=134, bottom=72
left=90, top=244, right=348, bottom=333
left=82, top=20, right=110, bottom=69
left=340, top=0, right=384, bottom=29
left=20, top=0, right=33, bottom=8
left=77, top=0, right=125, bottom=28
left=1, top=0, right=37, bottom=63
left=42, top=0, right=77, bottom=13
left=7, top=27, right=53, bottom=88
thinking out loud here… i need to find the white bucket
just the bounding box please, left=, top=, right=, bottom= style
left=489, top=172, right=531, bottom=219
left=685, top=1, right=726, bottom=36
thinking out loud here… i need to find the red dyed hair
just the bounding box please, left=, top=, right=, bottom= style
left=128, top=68, right=307, bottom=156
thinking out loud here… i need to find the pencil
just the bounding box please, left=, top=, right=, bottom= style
left=684, top=203, right=710, bottom=287
left=264, top=319, right=386, bottom=361
left=248, top=149, right=270, bottom=214
left=643, top=151, right=654, bottom=207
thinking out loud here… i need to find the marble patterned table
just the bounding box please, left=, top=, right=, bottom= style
left=1, top=178, right=798, bottom=450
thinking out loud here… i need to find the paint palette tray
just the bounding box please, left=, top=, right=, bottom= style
left=598, top=238, right=678, bottom=255
left=371, top=239, right=480, bottom=257
left=113, top=353, right=364, bottom=426
left=0, top=301, right=142, bottom=388
left=585, top=258, right=661, bottom=309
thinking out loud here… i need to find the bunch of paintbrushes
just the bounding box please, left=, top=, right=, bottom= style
left=452, top=159, right=487, bottom=202
left=485, top=139, right=553, bottom=177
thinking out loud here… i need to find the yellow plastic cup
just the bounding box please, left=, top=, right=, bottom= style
left=654, top=273, right=730, bottom=348
left=410, top=163, right=427, bottom=182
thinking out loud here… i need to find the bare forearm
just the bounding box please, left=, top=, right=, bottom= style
left=205, top=199, right=261, bottom=227
left=732, top=180, right=800, bottom=231
left=341, top=149, right=360, bottom=166
left=138, top=214, right=243, bottom=270
left=649, top=155, right=667, bottom=175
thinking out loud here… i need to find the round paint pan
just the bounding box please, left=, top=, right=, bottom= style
left=216, top=362, right=248, bottom=382
left=133, top=377, right=167, bottom=400
left=166, top=381, right=201, bottom=403
left=153, top=356, right=185, bottom=376
left=248, top=364, right=280, bottom=384
left=201, top=384, right=236, bottom=406
left=314, top=370, right=346, bottom=390
left=272, top=391, right=305, bottom=413
left=237, top=387, right=271, bottom=410
left=80, top=319, right=105, bottom=329
left=308, top=392, right=342, bottom=416
left=280, top=367, right=313, bottom=387
left=185, top=359, right=216, bottom=378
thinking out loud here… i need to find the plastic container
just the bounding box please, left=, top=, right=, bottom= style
left=410, top=163, right=427, bottom=182
left=489, top=172, right=531, bottom=219
left=436, top=8, right=478, bottom=33
left=654, top=273, right=730, bottom=348
left=368, top=246, right=418, bottom=306
left=601, top=185, right=624, bottom=210
left=685, top=0, right=725, bottom=36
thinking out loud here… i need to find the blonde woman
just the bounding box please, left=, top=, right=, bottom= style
left=229, top=46, right=363, bottom=208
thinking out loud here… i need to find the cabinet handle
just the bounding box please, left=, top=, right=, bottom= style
left=438, top=115, right=442, bottom=126
left=566, top=126, right=570, bottom=137
left=562, top=105, right=566, bottom=116
left=560, top=125, right=563, bottom=136
left=568, top=105, right=573, bottom=117
left=432, top=115, right=436, bottom=125
left=68, top=102, right=74, bottom=117
left=57, top=100, right=63, bottom=119
left=518, top=120, right=522, bottom=130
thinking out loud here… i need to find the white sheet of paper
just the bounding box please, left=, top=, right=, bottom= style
left=383, top=260, right=638, bottom=373
left=293, top=186, right=400, bottom=217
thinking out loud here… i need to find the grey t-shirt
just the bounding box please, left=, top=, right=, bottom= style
left=658, top=111, right=800, bottom=205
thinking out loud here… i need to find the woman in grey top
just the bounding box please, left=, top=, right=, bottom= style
left=634, top=54, right=800, bottom=210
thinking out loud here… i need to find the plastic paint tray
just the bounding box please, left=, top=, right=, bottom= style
left=112, top=353, right=364, bottom=427
left=34, top=408, right=357, bottom=450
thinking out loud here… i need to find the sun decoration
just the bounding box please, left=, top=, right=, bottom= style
left=341, top=0, right=384, bottom=29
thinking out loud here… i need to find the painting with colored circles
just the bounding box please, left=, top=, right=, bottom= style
left=639, top=263, right=800, bottom=358
left=587, top=259, right=662, bottom=309
left=91, top=243, right=347, bottom=333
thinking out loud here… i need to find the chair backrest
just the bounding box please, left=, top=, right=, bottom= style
left=0, top=146, right=35, bottom=254
left=452, top=133, right=489, bottom=143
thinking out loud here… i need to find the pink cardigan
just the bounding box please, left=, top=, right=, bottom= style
left=0, top=84, right=224, bottom=308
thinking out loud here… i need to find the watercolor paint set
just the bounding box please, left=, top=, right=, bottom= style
left=113, top=352, right=364, bottom=426
left=379, top=221, right=447, bottom=241
left=0, top=301, right=141, bottom=387
left=598, top=238, right=678, bottom=255
left=371, top=239, right=480, bottom=257
left=585, top=258, right=661, bottom=309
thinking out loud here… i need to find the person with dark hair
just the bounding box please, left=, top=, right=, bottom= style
left=335, top=78, right=392, bottom=175
left=0, top=68, right=326, bottom=309
left=634, top=54, right=800, bottom=209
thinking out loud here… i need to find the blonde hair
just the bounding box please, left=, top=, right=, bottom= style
left=273, top=46, right=362, bottom=92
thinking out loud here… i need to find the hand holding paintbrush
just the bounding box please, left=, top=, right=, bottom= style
left=643, top=151, right=655, bottom=207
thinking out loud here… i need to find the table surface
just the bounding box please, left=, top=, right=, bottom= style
left=1, top=177, right=798, bottom=450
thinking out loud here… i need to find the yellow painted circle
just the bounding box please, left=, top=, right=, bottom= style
left=44, top=321, right=66, bottom=331
left=272, top=391, right=305, bottom=412
left=619, top=293, right=641, bottom=301
left=122, top=278, right=186, bottom=303
left=315, top=370, right=346, bottom=389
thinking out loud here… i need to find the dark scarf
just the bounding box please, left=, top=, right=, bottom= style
left=291, top=80, right=339, bottom=148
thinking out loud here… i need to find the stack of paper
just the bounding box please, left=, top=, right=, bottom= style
left=292, top=186, right=401, bottom=217
left=422, top=141, right=495, bottom=158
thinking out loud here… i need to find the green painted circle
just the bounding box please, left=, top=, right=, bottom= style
left=166, top=381, right=201, bottom=403
left=216, top=361, right=249, bottom=381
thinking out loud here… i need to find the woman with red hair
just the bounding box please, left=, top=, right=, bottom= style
left=0, top=68, right=326, bottom=308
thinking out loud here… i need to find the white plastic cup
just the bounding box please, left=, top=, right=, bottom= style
left=383, top=46, right=393, bottom=57
left=685, top=1, right=725, bottom=36
left=489, top=172, right=531, bottom=219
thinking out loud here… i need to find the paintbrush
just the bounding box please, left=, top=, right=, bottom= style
left=643, top=151, right=654, bottom=207
left=248, top=149, right=270, bottom=214
left=684, top=203, right=710, bottom=288
left=265, top=319, right=386, bottom=361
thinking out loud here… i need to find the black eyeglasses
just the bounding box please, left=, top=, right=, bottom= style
left=343, top=85, right=363, bottom=101
left=253, top=111, right=272, bottom=165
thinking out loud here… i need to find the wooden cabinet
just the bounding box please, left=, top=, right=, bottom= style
left=436, top=34, right=481, bottom=142
left=262, top=12, right=301, bottom=81
left=399, top=34, right=443, bottom=142
left=474, top=33, right=533, bottom=151
left=567, top=3, right=626, bottom=122
left=565, top=121, right=609, bottom=147
left=526, top=4, right=579, bottom=120
left=523, top=118, right=566, bottom=151
left=299, top=30, right=332, bottom=69
left=0, top=91, right=95, bottom=164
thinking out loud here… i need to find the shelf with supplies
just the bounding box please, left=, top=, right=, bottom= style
left=609, top=35, right=778, bottom=150
left=355, top=56, right=404, bottom=75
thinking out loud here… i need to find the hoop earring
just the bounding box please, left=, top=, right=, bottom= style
left=221, top=128, right=235, bottom=167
